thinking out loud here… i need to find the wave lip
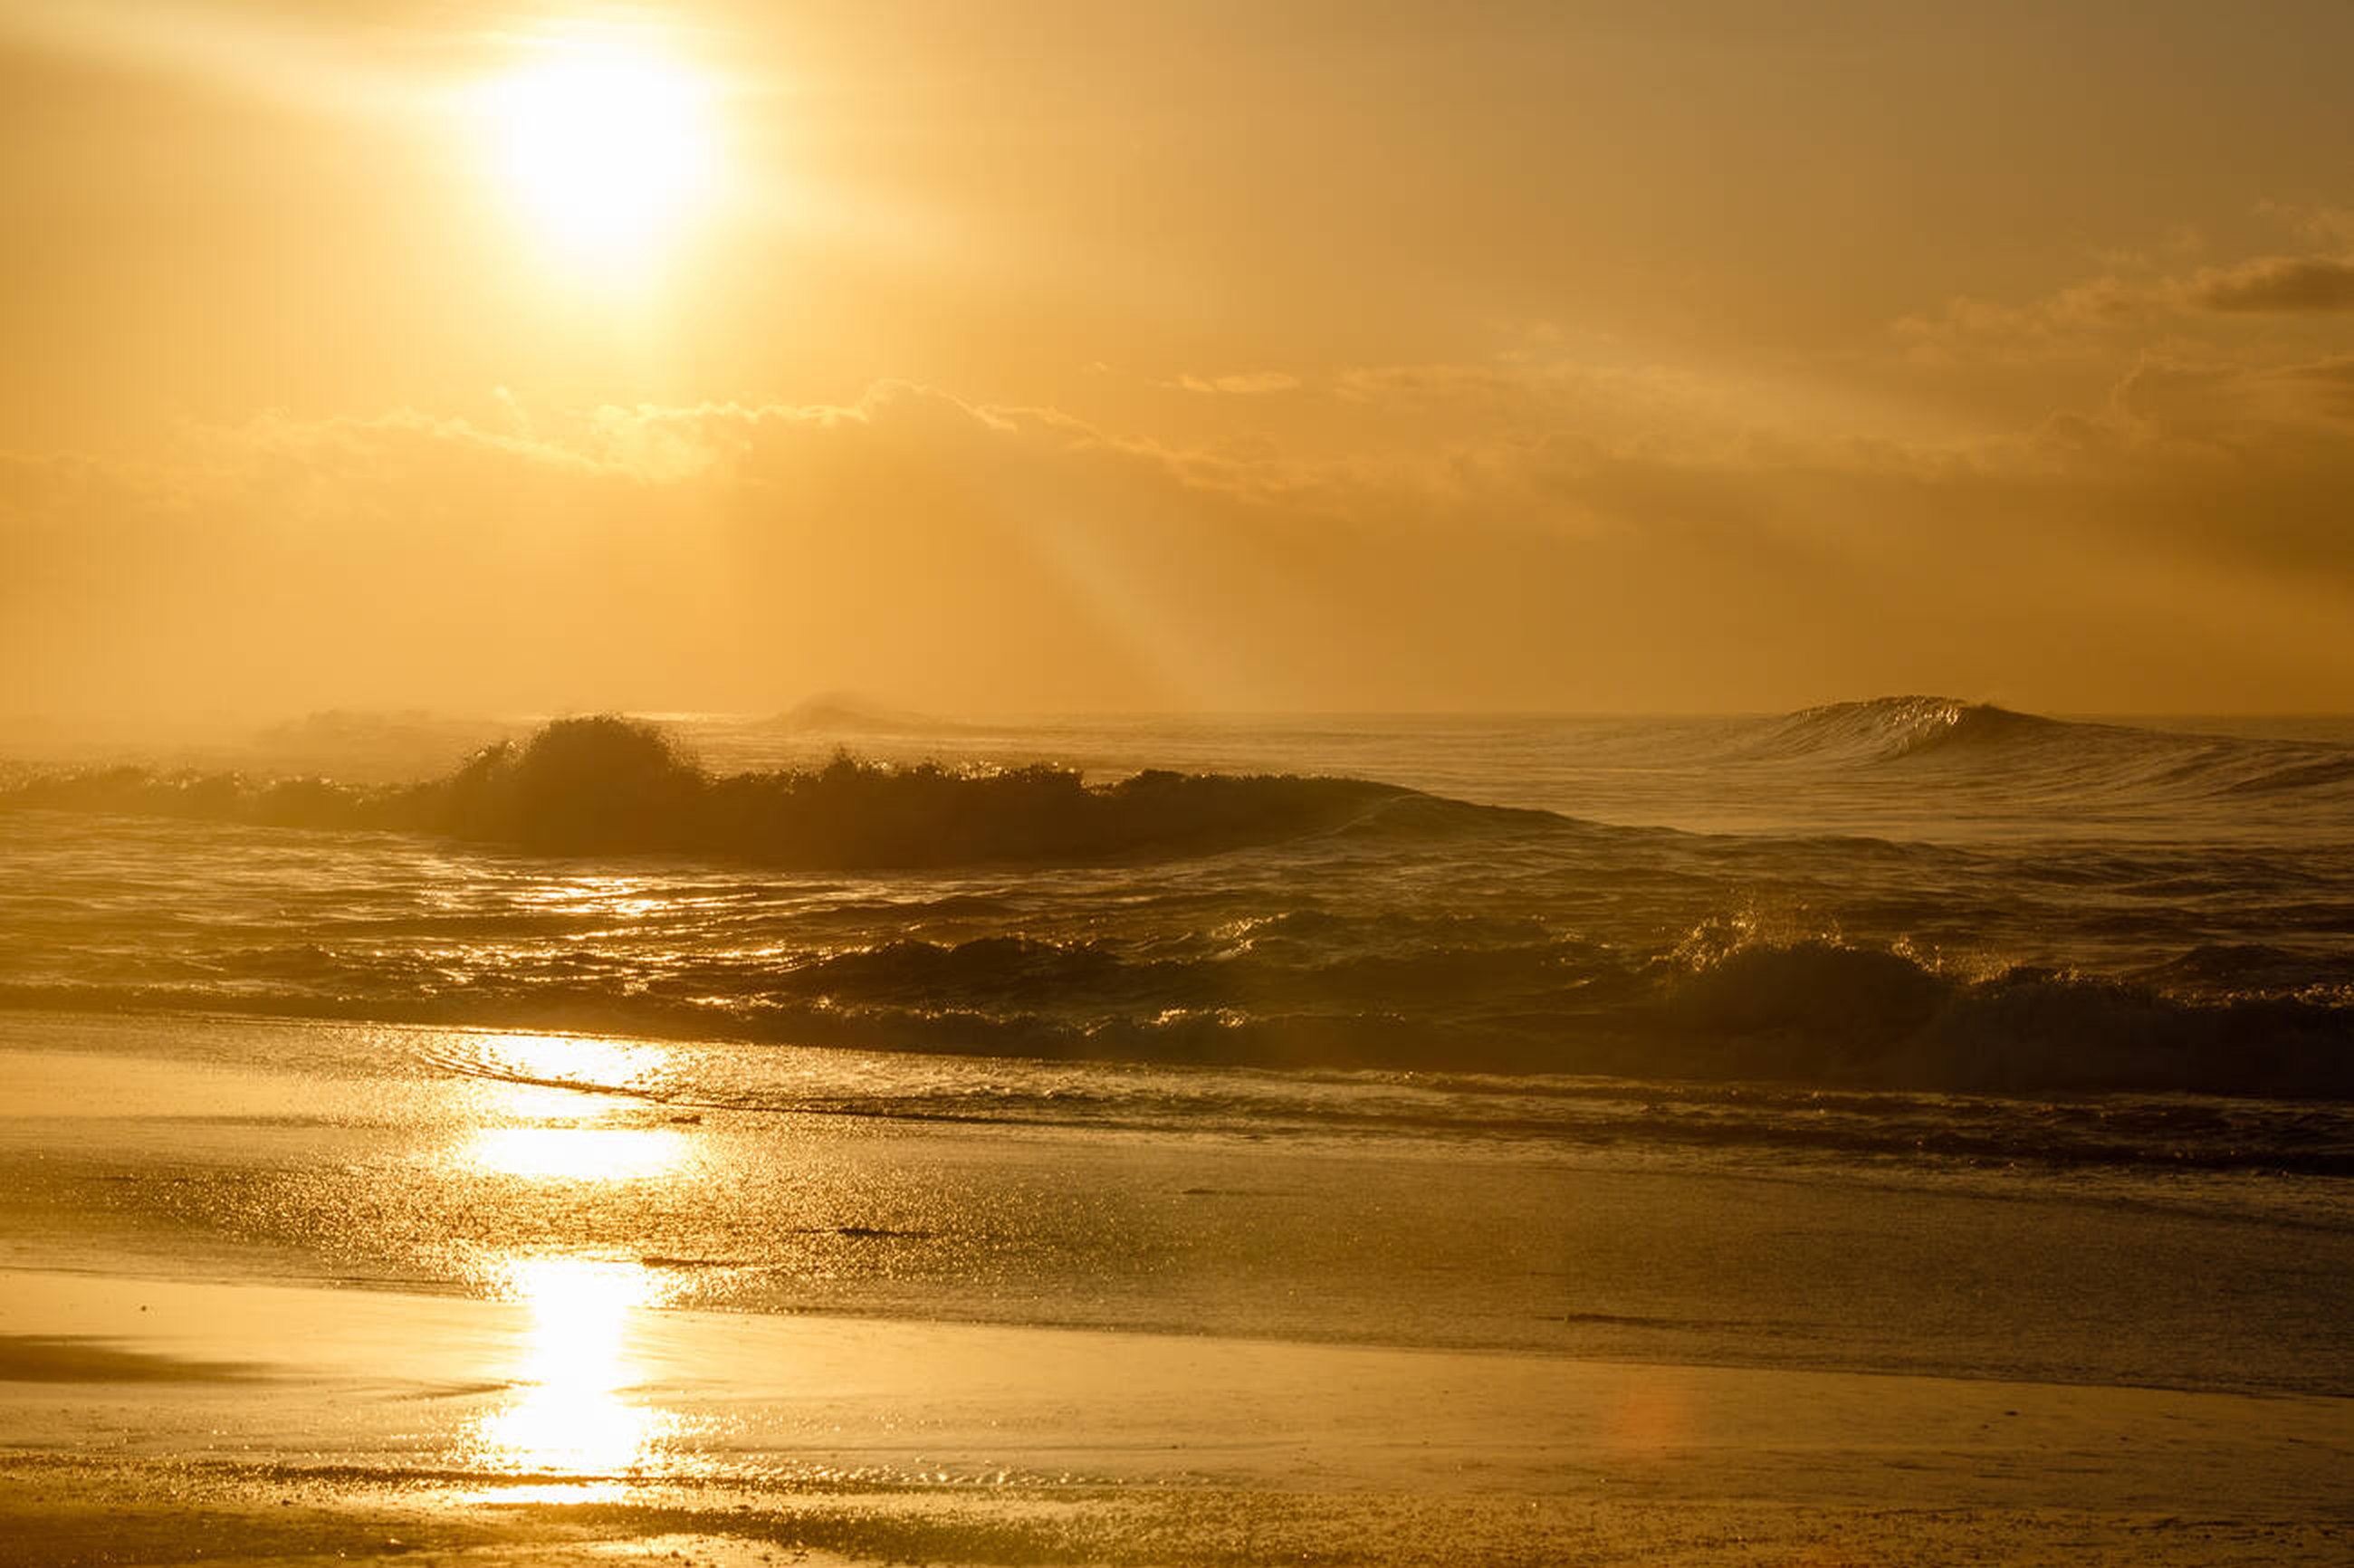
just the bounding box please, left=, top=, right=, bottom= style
left=1747, top=696, right=2064, bottom=764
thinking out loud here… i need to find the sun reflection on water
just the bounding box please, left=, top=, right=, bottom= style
left=480, top=1031, right=680, bottom=1096
left=450, top=1029, right=696, bottom=1174
left=467, top=1256, right=677, bottom=1477
left=468, top=1123, right=691, bottom=1181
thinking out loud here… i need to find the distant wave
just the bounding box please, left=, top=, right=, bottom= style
left=1746, top=696, right=2066, bottom=763
left=767, top=692, right=972, bottom=735
left=0, top=714, right=1545, bottom=867
left=1738, top=695, right=2354, bottom=803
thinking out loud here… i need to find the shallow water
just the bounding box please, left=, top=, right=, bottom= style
left=5, top=1012, right=2351, bottom=1401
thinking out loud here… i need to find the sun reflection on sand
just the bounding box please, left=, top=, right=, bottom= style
left=466, top=1256, right=677, bottom=1477
left=441, top=1032, right=703, bottom=1479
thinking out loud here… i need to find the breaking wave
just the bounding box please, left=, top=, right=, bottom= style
left=8, top=924, right=2350, bottom=1108
left=0, top=715, right=1525, bottom=867
left=1745, top=696, right=2067, bottom=762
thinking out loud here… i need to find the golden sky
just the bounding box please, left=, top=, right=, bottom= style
left=4, top=0, right=2352, bottom=719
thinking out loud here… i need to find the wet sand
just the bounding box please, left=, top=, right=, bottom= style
left=5, top=1265, right=2351, bottom=1566
left=4, top=1012, right=2351, bottom=1564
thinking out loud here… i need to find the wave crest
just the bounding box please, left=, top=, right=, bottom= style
left=1741, top=696, right=2354, bottom=808
left=0, top=715, right=1499, bottom=867
left=1748, top=696, right=2062, bottom=763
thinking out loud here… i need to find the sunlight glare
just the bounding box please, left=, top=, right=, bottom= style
left=481, top=38, right=718, bottom=273
left=469, top=1256, right=674, bottom=1475
left=469, top=1124, right=690, bottom=1181
left=483, top=1032, right=680, bottom=1096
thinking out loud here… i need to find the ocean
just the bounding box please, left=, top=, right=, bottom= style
left=4, top=697, right=2353, bottom=1415
left=5, top=697, right=2351, bottom=1144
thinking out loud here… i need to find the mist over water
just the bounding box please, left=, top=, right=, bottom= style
left=4, top=697, right=2352, bottom=1173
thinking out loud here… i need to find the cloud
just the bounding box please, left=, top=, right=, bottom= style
left=1169, top=371, right=1302, bottom=396
left=2253, top=200, right=2354, bottom=248
left=1890, top=240, right=2354, bottom=366
left=2281, top=355, right=2354, bottom=419
left=7, top=366, right=2354, bottom=722
left=0, top=0, right=435, bottom=122
left=1890, top=274, right=2149, bottom=365
left=2112, top=351, right=2354, bottom=435
left=2187, top=254, right=2354, bottom=313
left=0, top=385, right=1420, bottom=719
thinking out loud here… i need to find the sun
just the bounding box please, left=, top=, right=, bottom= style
left=481, top=41, right=718, bottom=274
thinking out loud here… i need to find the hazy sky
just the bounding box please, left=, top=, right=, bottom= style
left=4, top=0, right=2352, bottom=718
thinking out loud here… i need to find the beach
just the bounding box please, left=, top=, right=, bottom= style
left=11, top=0, right=2354, bottom=1553
left=5, top=1009, right=2349, bottom=1565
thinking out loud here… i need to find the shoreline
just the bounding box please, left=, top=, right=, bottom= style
left=5, top=1009, right=2353, bottom=1563
left=6, top=1009, right=2352, bottom=1394
left=5, top=1263, right=2351, bottom=1566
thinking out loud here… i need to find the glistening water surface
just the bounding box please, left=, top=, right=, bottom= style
left=4, top=699, right=2351, bottom=1421
left=6, top=1011, right=2350, bottom=1421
